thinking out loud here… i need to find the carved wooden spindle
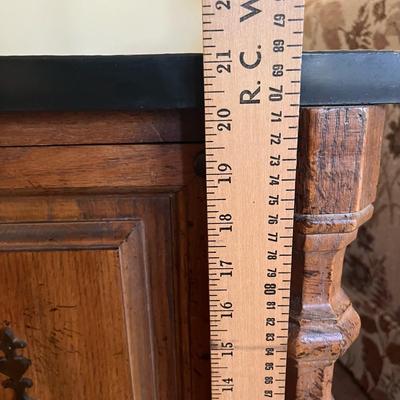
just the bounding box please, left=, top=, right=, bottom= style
left=286, top=106, right=386, bottom=399
left=0, top=327, right=34, bottom=400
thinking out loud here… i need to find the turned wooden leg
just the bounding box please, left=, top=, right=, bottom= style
left=286, top=106, right=386, bottom=400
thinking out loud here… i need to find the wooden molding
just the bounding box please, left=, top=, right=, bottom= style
left=119, top=223, right=158, bottom=399
left=0, top=220, right=137, bottom=251
left=0, top=192, right=190, bottom=399
left=0, top=144, right=202, bottom=194
left=0, top=217, right=157, bottom=399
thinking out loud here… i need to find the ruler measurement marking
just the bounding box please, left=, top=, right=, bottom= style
left=204, top=28, right=225, bottom=32
left=202, top=1, right=304, bottom=398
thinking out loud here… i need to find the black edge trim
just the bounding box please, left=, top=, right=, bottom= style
left=0, top=51, right=399, bottom=112
left=301, top=51, right=400, bottom=107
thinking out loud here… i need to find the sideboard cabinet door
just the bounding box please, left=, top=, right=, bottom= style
left=0, top=143, right=209, bottom=400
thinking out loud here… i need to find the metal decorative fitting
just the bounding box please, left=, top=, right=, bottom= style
left=0, top=327, right=34, bottom=400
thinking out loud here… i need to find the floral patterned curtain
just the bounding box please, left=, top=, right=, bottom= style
left=304, top=1, right=400, bottom=398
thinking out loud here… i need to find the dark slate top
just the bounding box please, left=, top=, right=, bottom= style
left=0, top=51, right=399, bottom=111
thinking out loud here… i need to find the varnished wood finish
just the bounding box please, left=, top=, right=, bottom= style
left=286, top=106, right=386, bottom=400
left=0, top=110, right=204, bottom=146
left=1, top=250, right=135, bottom=399
left=173, top=167, right=210, bottom=400
left=0, top=144, right=200, bottom=193
left=0, top=140, right=206, bottom=399
left=0, top=106, right=386, bottom=399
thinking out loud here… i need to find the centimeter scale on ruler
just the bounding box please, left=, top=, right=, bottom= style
left=202, top=0, right=305, bottom=399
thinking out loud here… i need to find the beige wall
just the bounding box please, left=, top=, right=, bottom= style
left=0, top=0, right=203, bottom=55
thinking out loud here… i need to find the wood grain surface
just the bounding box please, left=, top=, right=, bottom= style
left=286, top=106, right=385, bottom=400
left=0, top=250, right=133, bottom=400
left=0, top=106, right=386, bottom=399
left=0, top=138, right=206, bottom=399
left=0, top=144, right=201, bottom=193
left=0, top=110, right=204, bottom=146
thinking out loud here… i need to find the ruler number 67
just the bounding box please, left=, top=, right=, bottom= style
left=274, top=14, right=286, bottom=27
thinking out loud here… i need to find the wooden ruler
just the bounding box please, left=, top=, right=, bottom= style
left=202, top=1, right=305, bottom=398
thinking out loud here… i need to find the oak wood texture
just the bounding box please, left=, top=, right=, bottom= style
left=286, top=106, right=386, bottom=400
left=1, top=250, right=134, bottom=399
left=0, top=106, right=386, bottom=399
left=0, top=110, right=204, bottom=146
left=0, top=141, right=207, bottom=399
left=0, top=144, right=199, bottom=193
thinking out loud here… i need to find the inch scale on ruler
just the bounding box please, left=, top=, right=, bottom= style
left=202, top=1, right=305, bottom=399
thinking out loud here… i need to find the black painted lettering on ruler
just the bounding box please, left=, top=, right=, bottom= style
left=240, top=84, right=261, bottom=104
left=240, top=45, right=262, bottom=104
left=216, top=0, right=231, bottom=10
left=239, top=47, right=262, bottom=69
left=240, top=0, right=262, bottom=22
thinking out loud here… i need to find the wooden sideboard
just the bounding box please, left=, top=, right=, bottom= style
left=0, top=105, right=385, bottom=400
left=0, top=110, right=208, bottom=400
left=0, top=52, right=398, bottom=399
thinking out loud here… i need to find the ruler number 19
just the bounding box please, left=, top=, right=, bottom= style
left=218, top=163, right=232, bottom=184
